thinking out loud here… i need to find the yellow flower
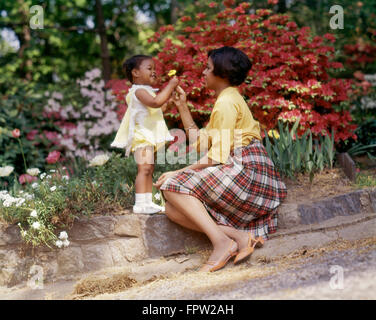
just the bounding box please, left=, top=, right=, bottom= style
left=268, top=129, right=280, bottom=139
left=168, top=69, right=177, bottom=77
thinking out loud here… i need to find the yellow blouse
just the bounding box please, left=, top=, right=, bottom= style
left=193, top=86, right=261, bottom=164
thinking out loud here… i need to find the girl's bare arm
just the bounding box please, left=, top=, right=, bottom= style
left=135, top=76, right=179, bottom=108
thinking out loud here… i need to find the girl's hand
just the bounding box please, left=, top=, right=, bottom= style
left=153, top=170, right=180, bottom=189
left=168, top=76, right=179, bottom=88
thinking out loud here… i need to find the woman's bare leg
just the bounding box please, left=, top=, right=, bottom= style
left=165, top=200, right=202, bottom=232
left=162, top=190, right=237, bottom=262
left=165, top=197, right=253, bottom=256
left=165, top=200, right=250, bottom=251
left=217, top=225, right=252, bottom=251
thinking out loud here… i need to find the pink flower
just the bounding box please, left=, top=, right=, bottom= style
left=19, top=174, right=37, bottom=185
left=12, top=129, right=20, bottom=138
left=26, top=130, right=38, bottom=141
left=353, top=71, right=365, bottom=81
left=46, top=151, right=61, bottom=164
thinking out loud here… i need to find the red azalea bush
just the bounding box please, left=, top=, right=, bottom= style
left=343, top=38, right=376, bottom=71
left=109, top=2, right=370, bottom=142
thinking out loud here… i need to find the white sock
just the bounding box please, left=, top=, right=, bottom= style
left=145, top=193, right=153, bottom=204
left=135, top=193, right=146, bottom=207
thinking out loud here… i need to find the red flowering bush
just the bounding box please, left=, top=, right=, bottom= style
left=343, top=38, right=376, bottom=71
left=109, top=2, right=365, bottom=142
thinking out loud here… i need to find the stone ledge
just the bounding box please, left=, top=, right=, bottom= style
left=1, top=187, right=375, bottom=287
left=140, top=214, right=210, bottom=258
left=278, top=188, right=375, bottom=229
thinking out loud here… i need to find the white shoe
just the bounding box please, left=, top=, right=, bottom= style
left=148, top=202, right=165, bottom=212
left=133, top=205, right=160, bottom=215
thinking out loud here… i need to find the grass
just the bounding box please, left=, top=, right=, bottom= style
left=354, top=169, right=376, bottom=188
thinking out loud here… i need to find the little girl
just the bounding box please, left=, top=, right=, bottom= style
left=111, top=55, right=177, bottom=214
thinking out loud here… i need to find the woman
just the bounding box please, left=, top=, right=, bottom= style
left=154, top=46, right=287, bottom=272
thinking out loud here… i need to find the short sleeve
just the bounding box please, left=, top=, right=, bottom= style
left=206, top=102, right=237, bottom=164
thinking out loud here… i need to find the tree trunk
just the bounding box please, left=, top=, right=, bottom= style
left=170, top=0, right=179, bottom=24
left=277, top=0, right=287, bottom=13
left=95, top=0, right=112, bottom=81
left=17, top=0, right=32, bottom=81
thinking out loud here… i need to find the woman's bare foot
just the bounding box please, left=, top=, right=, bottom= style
left=200, top=237, right=238, bottom=272
left=218, top=226, right=251, bottom=252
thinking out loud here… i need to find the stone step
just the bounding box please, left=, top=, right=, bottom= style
left=278, top=188, right=376, bottom=229
left=0, top=187, right=375, bottom=288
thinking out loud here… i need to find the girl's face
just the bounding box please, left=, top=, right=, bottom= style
left=133, top=58, right=157, bottom=85
left=202, top=57, right=216, bottom=90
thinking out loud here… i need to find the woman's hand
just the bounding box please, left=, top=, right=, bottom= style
left=153, top=170, right=180, bottom=189
left=172, top=85, right=187, bottom=106
left=161, top=97, right=175, bottom=112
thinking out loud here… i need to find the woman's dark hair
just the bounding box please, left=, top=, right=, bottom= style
left=207, top=46, right=252, bottom=86
left=123, top=55, right=152, bottom=83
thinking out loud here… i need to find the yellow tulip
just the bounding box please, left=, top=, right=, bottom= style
left=268, top=129, right=280, bottom=139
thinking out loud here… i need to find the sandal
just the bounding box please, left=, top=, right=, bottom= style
left=233, top=234, right=264, bottom=264
left=199, top=240, right=238, bottom=272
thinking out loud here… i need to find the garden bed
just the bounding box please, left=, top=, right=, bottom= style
left=284, top=165, right=376, bottom=204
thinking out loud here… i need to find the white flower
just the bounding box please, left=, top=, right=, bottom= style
left=31, top=182, right=39, bottom=189
left=40, top=173, right=47, bottom=180
left=15, top=198, right=25, bottom=207
left=21, top=230, right=27, bottom=237
left=31, top=222, right=40, bottom=230
left=0, top=166, right=14, bottom=177
left=30, top=210, right=38, bottom=218
left=3, top=200, right=11, bottom=207
left=59, top=231, right=68, bottom=240
left=62, top=175, right=69, bottom=181
left=27, top=168, right=41, bottom=176
left=50, top=186, right=57, bottom=192
left=88, top=154, right=110, bottom=167
left=55, top=240, right=63, bottom=248
left=24, top=193, right=34, bottom=200
left=50, top=169, right=56, bottom=173
left=154, top=193, right=161, bottom=201
left=46, top=175, right=52, bottom=179
left=62, top=239, right=70, bottom=247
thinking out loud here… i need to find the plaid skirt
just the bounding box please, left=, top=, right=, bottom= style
left=160, top=139, right=287, bottom=240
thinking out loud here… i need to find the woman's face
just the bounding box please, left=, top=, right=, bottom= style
left=133, top=58, right=157, bottom=85
left=203, top=57, right=216, bottom=89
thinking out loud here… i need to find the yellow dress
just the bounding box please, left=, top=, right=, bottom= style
left=111, top=84, right=174, bottom=156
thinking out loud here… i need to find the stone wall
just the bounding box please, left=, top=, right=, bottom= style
left=1, top=187, right=375, bottom=287
left=0, top=214, right=209, bottom=287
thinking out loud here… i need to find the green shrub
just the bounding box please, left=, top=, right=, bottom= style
left=0, top=152, right=138, bottom=248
